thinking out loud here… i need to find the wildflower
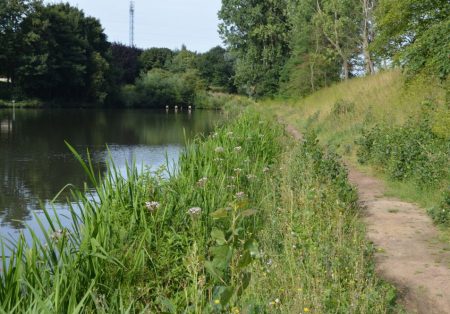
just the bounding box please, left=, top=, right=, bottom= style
left=198, top=275, right=206, bottom=287
left=212, top=132, right=219, bottom=138
left=234, top=146, right=242, bottom=152
left=197, top=177, right=208, bottom=188
left=215, top=146, right=224, bottom=153
left=188, top=207, right=202, bottom=216
left=247, top=174, right=256, bottom=180
left=227, top=184, right=235, bottom=189
left=269, top=301, right=276, bottom=306
left=235, top=191, right=246, bottom=199
left=304, top=307, right=310, bottom=312
left=214, top=157, right=224, bottom=162
left=145, top=201, right=160, bottom=212
left=229, top=176, right=236, bottom=180
left=51, top=229, right=65, bottom=241
left=227, top=131, right=233, bottom=136
left=214, top=299, right=220, bottom=305
left=266, top=258, right=273, bottom=266
left=234, top=168, right=242, bottom=174
left=263, top=167, right=270, bottom=173
left=232, top=307, right=240, bottom=314
left=275, top=298, right=280, bottom=304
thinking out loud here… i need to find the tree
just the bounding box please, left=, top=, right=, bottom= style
left=17, top=3, right=111, bottom=103
left=0, top=0, right=34, bottom=85
left=168, top=46, right=197, bottom=73
left=314, top=0, right=362, bottom=79
left=196, top=46, right=235, bottom=92
left=373, top=0, right=450, bottom=80
left=280, top=0, right=341, bottom=96
left=360, top=0, right=375, bottom=75
left=219, top=0, right=291, bottom=97
left=139, top=47, right=173, bottom=72
left=110, top=42, right=142, bottom=85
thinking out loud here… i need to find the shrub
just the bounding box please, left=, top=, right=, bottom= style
left=428, top=189, right=450, bottom=226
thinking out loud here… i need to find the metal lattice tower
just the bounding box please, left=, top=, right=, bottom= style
left=129, top=1, right=135, bottom=47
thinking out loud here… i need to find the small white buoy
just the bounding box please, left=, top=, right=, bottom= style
left=165, top=105, right=169, bottom=109
left=188, top=105, right=192, bottom=110
left=174, top=105, right=178, bottom=110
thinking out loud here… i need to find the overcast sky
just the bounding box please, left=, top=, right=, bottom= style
left=45, top=0, right=224, bottom=52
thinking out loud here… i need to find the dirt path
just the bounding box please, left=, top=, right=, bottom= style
left=283, top=122, right=450, bottom=314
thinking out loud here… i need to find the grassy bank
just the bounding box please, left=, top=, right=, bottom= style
left=1, top=109, right=397, bottom=312
left=264, top=70, right=449, bottom=227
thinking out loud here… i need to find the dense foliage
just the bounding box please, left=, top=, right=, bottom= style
left=110, top=43, right=142, bottom=85
left=0, top=1, right=235, bottom=107
left=373, top=0, right=450, bottom=80
left=219, top=0, right=291, bottom=97
left=357, top=103, right=450, bottom=224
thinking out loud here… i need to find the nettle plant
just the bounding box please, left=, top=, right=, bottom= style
left=206, top=196, right=260, bottom=310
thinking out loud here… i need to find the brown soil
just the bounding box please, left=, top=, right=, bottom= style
left=284, top=122, right=450, bottom=314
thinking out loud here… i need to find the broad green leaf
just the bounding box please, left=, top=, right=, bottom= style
left=205, top=261, right=224, bottom=282
left=240, top=209, right=257, bottom=218
left=210, top=208, right=229, bottom=219
left=211, top=228, right=227, bottom=245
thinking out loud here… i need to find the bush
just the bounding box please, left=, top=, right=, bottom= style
left=357, top=110, right=449, bottom=187
left=428, top=189, right=450, bottom=226
left=357, top=102, right=450, bottom=225
left=122, top=69, right=205, bottom=108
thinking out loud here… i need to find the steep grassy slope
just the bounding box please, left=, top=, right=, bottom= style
left=264, top=70, right=449, bottom=224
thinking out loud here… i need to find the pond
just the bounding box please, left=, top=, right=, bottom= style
left=0, top=108, right=222, bottom=243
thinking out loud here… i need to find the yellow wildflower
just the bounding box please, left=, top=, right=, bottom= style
left=214, top=299, right=220, bottom=305
left=304, top=307, right=310, bottom=312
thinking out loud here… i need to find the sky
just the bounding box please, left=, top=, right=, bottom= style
left=45, top=0, right=224, bottom=52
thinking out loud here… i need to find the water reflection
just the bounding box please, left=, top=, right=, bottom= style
left=0, top=109, right=221, bottom=235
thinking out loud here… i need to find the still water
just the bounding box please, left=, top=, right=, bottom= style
left=0, top=108, right=222, bottom=241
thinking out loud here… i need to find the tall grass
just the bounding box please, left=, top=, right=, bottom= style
left=264, top=70, right=449, bottom=225
left=1, top=109, right=398, bottom=313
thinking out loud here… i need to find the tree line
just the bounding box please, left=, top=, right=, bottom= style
left=1, top=0, right=448, bottom=106
left=0, top=1, right=235, bottom=106
left=219, top=0, right=449, bottom=97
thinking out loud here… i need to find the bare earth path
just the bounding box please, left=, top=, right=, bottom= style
left=283, top=122, right=450, bottom=313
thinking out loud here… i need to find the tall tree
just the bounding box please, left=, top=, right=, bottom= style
left=219, top=0, right=291, bottom=97
left=17, top=3, right=111, bottom=103
left=281, top=0, right=341, bottom=96
left=139, top=47, right=173, bottom=72
left=360, top=0, right=375, bottom=75
left=0, top=0, right=34, bottom=85
left=314, top=0, right=362, bottom=79
left=196, top=46, right=235, bottom=92
left=373, top=0, right=450, bottom=80
left=110, top=42, right=142, bottom=85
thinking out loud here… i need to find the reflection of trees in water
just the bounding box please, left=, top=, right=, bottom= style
left=0, top=109, right=222, bottom=230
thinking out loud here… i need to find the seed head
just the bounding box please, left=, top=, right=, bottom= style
left=215, top=146, right=224, bottom=153
left=145, top=201, right=160, bottom=212
left=196, top=177, right=208, bottom=188
left=235, top=191, right=246, bottom=199
left=234, top=146, right=242, bottom=152
left=188, top=207, right=202, bottom=216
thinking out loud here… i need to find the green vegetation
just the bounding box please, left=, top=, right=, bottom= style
left=264, top=70, right=449, bottom=228
left=0, top=1, right=235, bottom=108
left=0, top=111, right=398, bottom=312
